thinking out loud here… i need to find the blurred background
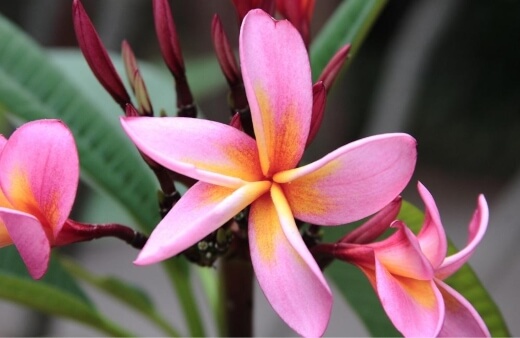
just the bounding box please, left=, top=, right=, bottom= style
left=0, top=0, right=519, bottom=336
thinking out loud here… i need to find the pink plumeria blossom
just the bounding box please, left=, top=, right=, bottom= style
left=121, top=9, right=416, bottom=337
left=334, top=182, right=490, bottom=337
left=0, top=120, right=79, bottom=279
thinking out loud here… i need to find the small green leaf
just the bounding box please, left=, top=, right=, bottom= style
left=310, top=0, right=388, bottom=80
left=59, top=256, right=180, bottom=337
left=0, top=247, right=132, bottom=336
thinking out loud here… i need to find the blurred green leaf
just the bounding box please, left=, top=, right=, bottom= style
left=0, top=247, right=132, bottom=336
left=60, top=256, right=180, bottom=337
left=0, top=13, right=159, bottom=232
left=310, top=0, right=387, bottom=80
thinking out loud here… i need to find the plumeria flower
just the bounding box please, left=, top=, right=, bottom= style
left=0, top=120, right=148, bottom=280
left=0, top=120, right=79, bottom=279
left=121, top=9, right=416, bottom=337
left=332, top=182, right=490, bottom=337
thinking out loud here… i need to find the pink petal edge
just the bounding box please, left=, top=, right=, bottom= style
left=0, top=208, right=51, bottom=279
left=0, top=120, right=78, bottom=237
left=248, top=185, right=331, bottom=337
left=375, top=258, right=444, bottom=337
left=121, top=116, right=263, bottom=188
left=436, top=194, right=489, bottom=279
left=240, top=9, right=312, bottom=177
left=135, top=181, right=270, bottom=265
left=416, top=182, right=448, bottom=269
left=275, top=133, right=417, bottom=225
left=436, top=279, right=490, bottom=337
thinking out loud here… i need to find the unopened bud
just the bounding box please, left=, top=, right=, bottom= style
left=317, top=44, right=351, bottom=92
left=72, top=0, right=130, bottom=110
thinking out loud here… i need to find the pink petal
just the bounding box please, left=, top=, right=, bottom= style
left=249, top=184, right=331, bottom=337
left=0, top=120, right=79, bottom=238
left=0, top=134, right=11, bottom=246
left=416, top=182, right=447, bottom=269
left=135, top=181, right=271, bottom=265
left=0, top=135, right=6, bottom=151
left=370, top=221, right=434, bottom=280
left=274, top=133, right=416, bottom=225
left=0, top=189, right=12, bottom=247
left=375, top=259, right=444, bottom=337
left=121, top=116, right=263, bottom=188
left=436, top=195, right=489, bottom=279
left=436, top=279, right=490, bottom=337
left=240, top=9, right=312, bottom=177
left=0, top=208, right=51, bottom=279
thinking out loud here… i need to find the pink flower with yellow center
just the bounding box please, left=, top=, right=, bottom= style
left=121, top=9, right=417, bottom=337
left=334, top=182, right=490, bottom=337
left=0, top=120, right=79, bottom=279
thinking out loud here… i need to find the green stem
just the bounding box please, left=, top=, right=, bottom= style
left=162, top=258, right=206, bottom=337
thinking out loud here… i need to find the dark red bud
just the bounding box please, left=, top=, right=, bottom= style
left=317, top=44, right=351, bottom=92
left=212, top=15, right=241, bottom=87
left=72, top=0, right=130, bottom=110
left=340, top=196, right=402, bottom=244
left=276, top=0, right=315, bottom=46
left=231, top=0, right=276, bottom=25
left=153, top=0, right=195, bottom=114
left=306, top=81, right=326, bottom=147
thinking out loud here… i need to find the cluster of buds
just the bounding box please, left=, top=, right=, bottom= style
left=72, top=0, right=351, bottom=267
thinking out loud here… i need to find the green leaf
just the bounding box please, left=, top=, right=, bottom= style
left=0, top=247, right=133, bottom=336
left=59, top=256, right=180, bottom=337
left=310, top=0, right=388, bottom=80
left=0, top=13, right=159, bottom=232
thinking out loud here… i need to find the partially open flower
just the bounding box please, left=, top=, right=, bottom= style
left=0, top=120, right=79, bottom=279
left=330, top=182, right=490, bottom=337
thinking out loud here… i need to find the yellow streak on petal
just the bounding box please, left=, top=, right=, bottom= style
left=0, top=189, right=13, bottom=246
left=278, top=159, right=341, bottom=219
left=251, top=184, right=304, bottom=267
left=183, top=140, right=263, bottom=182
left=7, top=167, right=58, bottom=239
left=250, top=193, right=281, bottom=263
left=254, top=85, right=302, bottom=177
left=396, top=275, right=438, bottom=309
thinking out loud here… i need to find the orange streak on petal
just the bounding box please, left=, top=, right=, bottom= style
left=254, top=85, right=304, bottom=177
left=395, top=275, right=438, bottom=310
left=7, top=167, right=57, bottom=240
left=249, top=193, right=281, bottom=263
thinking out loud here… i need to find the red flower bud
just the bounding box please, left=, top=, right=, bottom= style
left=72, top=0, right=130, bottom=110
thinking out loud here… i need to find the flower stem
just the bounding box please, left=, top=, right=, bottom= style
left=220, top=238, right=254, bottom=337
